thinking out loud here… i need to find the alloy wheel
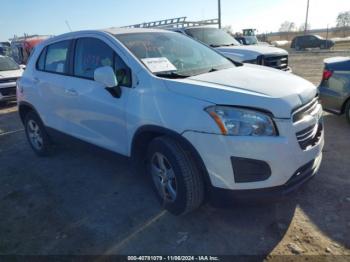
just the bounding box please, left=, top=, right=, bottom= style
left=27, top=119, right=43, bottom=151
left=150, top=152, right=177, bottom=202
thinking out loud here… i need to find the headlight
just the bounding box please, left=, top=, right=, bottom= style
left=206, top=106, right=277, bottom=136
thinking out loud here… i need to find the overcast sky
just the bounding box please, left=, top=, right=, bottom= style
left=1, top=0, right=349, bottom=41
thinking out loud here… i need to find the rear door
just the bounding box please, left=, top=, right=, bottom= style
left=34, top=40, right=75, bottom=133
left=65, top=37, right=131, bottom=155
left=308, top=36, right=319, bottom=48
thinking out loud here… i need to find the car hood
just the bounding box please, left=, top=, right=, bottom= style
left=164, top=65, right=316, bottom=118
left=0, top=69, right=23, bottom=78
left=216, top=45, right=288, bottom=62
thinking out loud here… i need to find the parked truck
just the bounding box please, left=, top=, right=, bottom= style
left=123, top=18, right=291, bottom=72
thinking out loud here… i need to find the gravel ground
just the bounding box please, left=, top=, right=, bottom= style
left=0, top=51, right=349, bottom=259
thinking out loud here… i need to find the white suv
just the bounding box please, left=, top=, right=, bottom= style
left=0, top=55, right=24, bottom=103
left=17, top=28, right=324, bottom=215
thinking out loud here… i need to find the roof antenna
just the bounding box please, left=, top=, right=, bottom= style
left=65, top=20, right=73, bottom=32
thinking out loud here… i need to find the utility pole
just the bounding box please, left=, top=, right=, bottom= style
left=304, top=0, right=310, bottom=35
left=218, top=0, right=222, bottom=29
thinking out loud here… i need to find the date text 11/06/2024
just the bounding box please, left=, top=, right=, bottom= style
left=127, top=256, right=220, bottom=261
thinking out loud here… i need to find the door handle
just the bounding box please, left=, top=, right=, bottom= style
left=33, top=77, right=40, bottom=84
left=64, top=88, right=78, bottom=96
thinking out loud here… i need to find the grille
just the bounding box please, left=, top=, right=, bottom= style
left=292, top=98, right=319, bottom=123
left=296, top=123, right=323, bottom=150
left=293, top=97, right=323, bottom=150
left=0, top=86, right=16, bottom=96
left=0, top=77, right=18, bottom=84
left=261, top=55, right=289, bottom=71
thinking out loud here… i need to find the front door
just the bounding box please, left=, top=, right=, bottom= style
left=66, top=37, right=132, bottom=155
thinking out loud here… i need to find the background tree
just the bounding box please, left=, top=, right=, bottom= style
left=279, top=21, right=296, bottom=40
left=299, top=23, right=311, bottom=32
left=336, top=11, right=350, bottom=37
left=279, top=21, right=296, bottom=32
left=223, top=25, right=234, bottom=36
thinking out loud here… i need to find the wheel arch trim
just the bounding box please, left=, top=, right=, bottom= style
left=131, top=125, right=213, bottom=191
left=18, top=101, right=41, bottom=124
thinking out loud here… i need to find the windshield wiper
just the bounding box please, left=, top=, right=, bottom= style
left=207, top=68, right=220, bottom=73
left=155, top=72, right=190, bottom=79
left=210, top=43, right=236, bottom=48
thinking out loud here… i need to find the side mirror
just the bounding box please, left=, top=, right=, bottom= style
left=94, top=66, right=121, bottom=98
left=20, top=64, right=26, bottom=70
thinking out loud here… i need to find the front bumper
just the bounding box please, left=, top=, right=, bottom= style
left=210, top=154, right=321, bottom=202
left=182, top=117, right=324, bottom=191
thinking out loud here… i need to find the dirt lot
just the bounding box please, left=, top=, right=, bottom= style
left=0, top=51, right=349, bottom=259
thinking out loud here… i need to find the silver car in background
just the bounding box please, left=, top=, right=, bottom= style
left=319, top=56, right=350, bottom=124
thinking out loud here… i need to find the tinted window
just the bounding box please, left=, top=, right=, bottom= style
left=74, top=38, right=114, bottom=79
left=185, top=28, right=240, bottom=47
left=36, top=48, right=47, bottom=71
left=114, top=53, right=131, bottom=87
left=44, top=41, right=70, bottom=74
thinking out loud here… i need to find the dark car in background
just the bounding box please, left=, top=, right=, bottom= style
left=319, top=56, right=350, bottom=123
left=291, top=35, right=335, bottom=50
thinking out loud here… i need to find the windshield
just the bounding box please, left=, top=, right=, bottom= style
left=185, top=28, right=241, bottom=47
left=115, top=32, right=234, bottom=77
left=0, top=56, right=20, bottom=71
left=244, top=36, right=258, bottom=45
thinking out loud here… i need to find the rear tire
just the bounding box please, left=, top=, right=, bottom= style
left=24, top=111, right=52, bottom=156
left=345, top=100, right=350, bottom=124
left=147, top=136, right=204, bottom=215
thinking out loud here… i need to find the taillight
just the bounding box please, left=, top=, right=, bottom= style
left=322, top=69, right=333, bottom=81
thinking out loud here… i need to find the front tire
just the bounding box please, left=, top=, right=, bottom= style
left=147, top=137, right=204, bottom=215
left=24, top=111, right=51, bottom=156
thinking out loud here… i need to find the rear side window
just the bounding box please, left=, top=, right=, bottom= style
left=36, top=40, right=70, bottom=74
left=45, top=41, right=70, bottom=74
left=36, top=48, right=47, bottom=71
left=74, top=38, right=114, bottom=79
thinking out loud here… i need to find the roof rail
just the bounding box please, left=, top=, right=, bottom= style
left=123, top=17, right=219, bottom=29
left=9, top=34, right=51, bottom=42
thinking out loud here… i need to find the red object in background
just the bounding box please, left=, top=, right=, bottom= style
left=11, top=36, right=50, bottom=64
left=322, top=69, right=333, bottom=81
left=22, top=38, right=46, bottom=55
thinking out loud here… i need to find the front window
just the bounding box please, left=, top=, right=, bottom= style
left=74, top=37, right=131, bottom=86
left=243, top=36, right=258, bottom=45
left=115, top=32, right=234, bottom=78
left=185, top=28, right=241, bottom=47
left=44, top=40, right=70, bottom=74
left=0, top=56, right=20, bottom=71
